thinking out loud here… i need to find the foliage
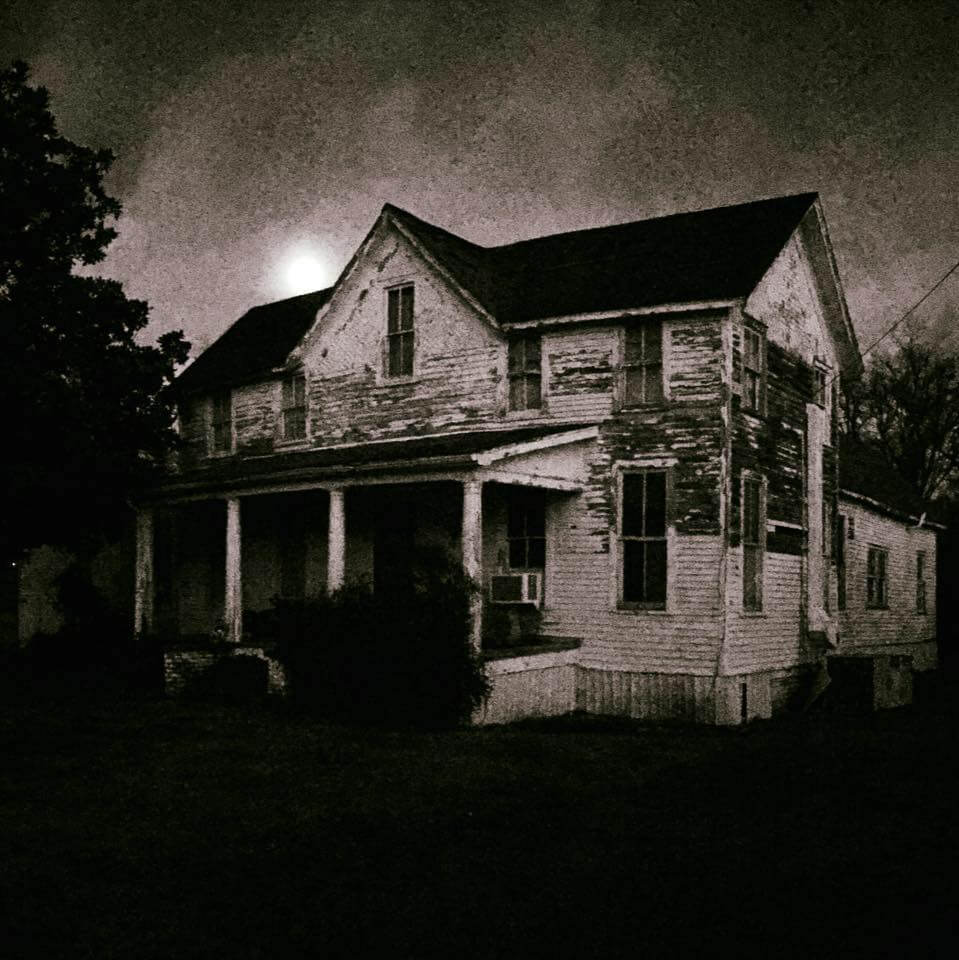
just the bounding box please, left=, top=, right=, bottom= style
left=273, top=554, right=489, bottom=728
left=182, top=654, right=269, bottom=705
left=841, top=328, right=959, bottom=502
left=0, top=61, right=190, bottom=559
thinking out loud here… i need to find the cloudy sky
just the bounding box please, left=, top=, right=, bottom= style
left=3, top=0, right=957, bottom=356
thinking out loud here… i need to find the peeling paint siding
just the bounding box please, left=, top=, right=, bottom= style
left=544, top=328, right=616, bottom=420
left=725, top=552, right=811, bottom=673
left=836, top=500, right=937, bottom=662
left=234, top=381, right=278, bottom=456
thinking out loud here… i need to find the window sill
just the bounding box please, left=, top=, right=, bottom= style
left=616, top=603, right=670, bottom=615
left=741, top=610, right=767, bottom=618
left=505, top=407, right=545, bottom=419
left=275, top=437, right=310, bottom=450
left=617, top=401, right=670, bottom=414
left=378, top=373, right=420, bottom=387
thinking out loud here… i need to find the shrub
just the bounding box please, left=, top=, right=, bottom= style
left=182, top=654, right=269, bottom=705
left=275, top=553, right=490, bottom=728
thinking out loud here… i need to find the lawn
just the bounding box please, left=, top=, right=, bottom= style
left=2, top=676, right=958, bottom=959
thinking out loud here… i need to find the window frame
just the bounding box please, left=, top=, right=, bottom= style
left=866, top=545, right=889, bottom=610
left=742, top=473, right=766, bottom=612
left=620, top=321, right=665, bottom=408
left=916, top=550, right=927, bottom=614
left=507, top=334, right=543, bottom=412
left=617, top=468, right=670, bottom=610
left=280, top=372, right=308, bottom=443
left=386, top=284, right=415, bottom=378
left=506, top=490, right=546, bottom=571
left=209, top=389, right=234, bottom=455
left=742, top=326, right=766, bottom=414
left=836, top=513, right=847, bottom=611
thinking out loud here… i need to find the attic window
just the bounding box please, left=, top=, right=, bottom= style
left=387, top=285, right=415, bottom=377
left=282, top=373, right=307, bottom=441
left=210, top=390, right=232, bottom=453
left=508, top=335, right=542, bottom=411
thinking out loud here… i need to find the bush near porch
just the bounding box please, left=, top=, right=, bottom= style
left=268, top=557, right=490, bottom=728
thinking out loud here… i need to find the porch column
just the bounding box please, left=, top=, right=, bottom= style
left=134, top=506, right=154, bottom=636
left=327, top=488, right=346, bottom=592
left=225, top=497, right=242, bottom=643
left=462, top=479, right=483, bottom=652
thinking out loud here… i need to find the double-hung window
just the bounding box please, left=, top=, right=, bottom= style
left=507, top=491, right=546, bottom=569
left=281, top=373, right=307, bottom=441
left=743, top=327, right=764, bottom=412
left=387, top=285, right=415, bottom=377
left=916, top=551, right=927, bottom=614
left=619, top=470, right=667, bottom=608
left=623, top=322, right=663, bottom=406
left=211, top=390, right=232, bottom=453
left=508, top=335, right=542, bottom=411
left=866, top=546, right=888, bottom=609
left=742, top=476, right=764, bottom=611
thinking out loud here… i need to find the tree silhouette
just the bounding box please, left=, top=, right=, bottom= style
left=0, top=61, right=190, bottom=562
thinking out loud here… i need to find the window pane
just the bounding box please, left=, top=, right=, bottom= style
left=744, top=370, right=759, bottom=409
left=645, top=472, right=666, bottom=537
left=400, top=286, right=414, bottom=331
left=525, top=374, right=541, bottom=409
left=622, top=539, right=645, bottom=602
left=401, top=331, right=414, bottom=375
left=388, top=335, right=402, bottom=376
left=508, top=339, right=523, bottom=374
left=624, top=368, right=645, bottom=406
left=507, top=502, right=525, bottom=538
left=867, top=549, right=876, bottom=576
left=744, top=330, right=759, bottom=367
left=621, top=474, right=645, bottom=536
left=743, top=480, right=760, bottom=543
left=744, top=545, right=760, bottom=609
left=644, top=323, right=662, bottom=362
left=282, top=378, right=293, bottom=407
left=525, top=501, right=545, bottom=537
left=293, top=375, right=305, bottom=405
left=508, top=539, right=527, bottom=569
left=646, top=540, right=667, bottom=604
left=509, top=377, right=525, bottom=411
left=624, top=327, right=644, bottom=363
left=387, top=288, right=399, bottom=334
left=645, top=364, right=664, bottom=403
left=523, top=337, right=541, bottom=374
left=527, top=537, right=546, bottom=569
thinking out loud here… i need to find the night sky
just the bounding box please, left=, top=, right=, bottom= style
left=3, top=0, right=957, bottom=356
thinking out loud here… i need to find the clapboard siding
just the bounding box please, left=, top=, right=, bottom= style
left=837, top=499, right=937, bottom=662
left=544, top=328, right=616, bottom=421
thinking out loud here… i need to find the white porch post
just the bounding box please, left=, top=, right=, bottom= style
left=327, top=488, right=346, bottom=592
left=134, top=506, right=154, bottom=636
left=462, top=479, right=483, bottom=652
left=225, top=497, right=243, bottom=643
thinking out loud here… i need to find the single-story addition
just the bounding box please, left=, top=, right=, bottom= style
left=137, top=192, right=939, bottom=723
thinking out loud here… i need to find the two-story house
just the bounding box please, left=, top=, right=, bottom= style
left=139, top=192, right=939, bottom=723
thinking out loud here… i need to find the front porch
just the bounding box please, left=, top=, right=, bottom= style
left=136, top=426, right=597, bottom=714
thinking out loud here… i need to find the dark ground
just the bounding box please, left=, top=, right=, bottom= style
left=1, top=669, right=958, bottom=959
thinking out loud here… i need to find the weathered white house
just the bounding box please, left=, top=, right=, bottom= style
left=139, top=193, right=939, bottom=722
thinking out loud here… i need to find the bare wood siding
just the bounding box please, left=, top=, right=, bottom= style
left=544, top=328, right=616, bottom=420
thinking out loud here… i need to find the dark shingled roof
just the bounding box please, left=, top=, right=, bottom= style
left=388, top=192, right=819, bottom=323
left=175, top=287, right=334, bottom=395
left=156, top=424, right=593, bottom=495
left=179, top=193, right=819, bottom=393
left=839, top=435, right=926, bottom=519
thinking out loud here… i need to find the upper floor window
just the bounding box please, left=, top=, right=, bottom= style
left=623, top=322, right=663, bottom=406
left=742, top=476, right=765, bottom=611
left=619, top=470, right=667, bottom=608
left=282, top=373, right=307, bottom=441
left=813, top=366, right=828, bottom=408
left=743, top=327, right=765, bottom=412
left=387, top=285, right=415, bottom=377
left=916, top=551, right=927, bottom=614
left=508, top=335, right=542, bottom=411
left=507, top=490, right=546, bottom=569
left=210, top=389, right=232, bottom=453
left=836, top=513, right=847, bottom=611
left=866, top=546, right=888, bottom=609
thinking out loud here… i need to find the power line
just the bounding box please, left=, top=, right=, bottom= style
left=859, top=256, right=959, bottom=361
left=829, top=254, right=959, bottom=388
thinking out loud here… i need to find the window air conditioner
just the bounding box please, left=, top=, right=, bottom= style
left=489, top=572, right=543, bottom=607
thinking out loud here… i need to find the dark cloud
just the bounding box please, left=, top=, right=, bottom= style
left=3, top=0, right=957, bottom=354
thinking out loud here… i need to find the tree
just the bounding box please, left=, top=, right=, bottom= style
left=842, top=328, right=959, bottom=503
left=0, top=61, right=190, bottom=561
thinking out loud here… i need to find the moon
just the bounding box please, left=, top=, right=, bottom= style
left=283, top=251, right=333, bottom=296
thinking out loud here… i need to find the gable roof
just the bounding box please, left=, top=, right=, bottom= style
left=175, top=287, right=334, bottom=395
left=179, top=193, right=822, bottom=394
left=387, top=192, right=819, bottom=324
left=838, top=435, right=927, bottom=521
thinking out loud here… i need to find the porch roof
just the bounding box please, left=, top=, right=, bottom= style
left=152, top=423, right=596, bottom=500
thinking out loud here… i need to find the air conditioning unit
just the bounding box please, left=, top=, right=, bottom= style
left=489, top=572, right=543, bottom=607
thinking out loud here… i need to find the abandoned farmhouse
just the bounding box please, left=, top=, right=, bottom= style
left=136, top=193, right=938, bottom=723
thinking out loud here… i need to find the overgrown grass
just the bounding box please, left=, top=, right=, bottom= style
left=1, top=673, right=958, bottom=958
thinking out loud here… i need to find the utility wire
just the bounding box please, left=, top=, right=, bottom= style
left=829, top=255, right=959, bottom=387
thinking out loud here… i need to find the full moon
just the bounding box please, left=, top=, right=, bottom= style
left=283, top=252, right=332, bottom=296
